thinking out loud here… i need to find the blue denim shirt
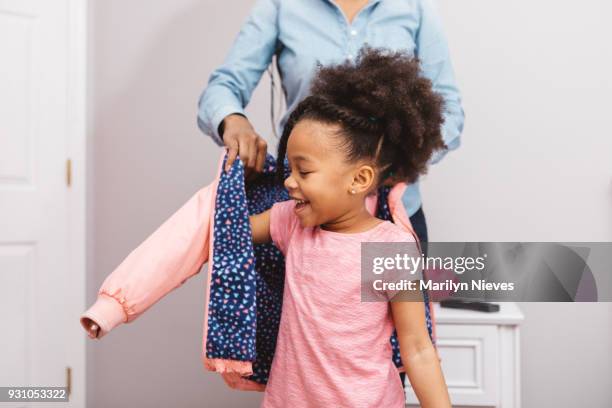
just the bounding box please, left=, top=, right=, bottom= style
left=198, top=0, right=465, bottom=218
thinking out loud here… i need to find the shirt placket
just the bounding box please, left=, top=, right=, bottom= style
left=346, top=21, right=362, bottom=60
left=328, top=1, right=374, bottom=61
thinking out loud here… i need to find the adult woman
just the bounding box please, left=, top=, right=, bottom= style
left=197, top=0, right=464, bottom=389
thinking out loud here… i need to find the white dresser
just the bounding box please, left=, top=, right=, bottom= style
left=405, top=302, right=524, bottom=408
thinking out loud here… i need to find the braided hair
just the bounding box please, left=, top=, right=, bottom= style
left=275, top=46, right=446, bottom=188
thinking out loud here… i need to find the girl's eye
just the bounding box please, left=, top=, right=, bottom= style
left=299, top=171, right=311, bottom=177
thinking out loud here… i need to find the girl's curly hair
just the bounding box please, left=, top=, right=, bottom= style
left=275, top=46, right=446, bottom=188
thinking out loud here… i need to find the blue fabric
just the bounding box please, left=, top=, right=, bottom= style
left=197, top=0, right=465, bottom=217
left=207, top=152, right=434, bottom=384
left=410, top=206, right=429, bottom=258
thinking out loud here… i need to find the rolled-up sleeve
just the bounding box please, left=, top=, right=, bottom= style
left=416, top=0, right=465, bottom=165
left=197, top=0, right=280, bottom=146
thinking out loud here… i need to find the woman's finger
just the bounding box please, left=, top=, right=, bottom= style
left=245, top=135, right=258, bottom=170
left=254, top=138, right=267, bottom=173
left=238, top=136, right=251, bottom=171
left=225, top=137, right=239, bottom=172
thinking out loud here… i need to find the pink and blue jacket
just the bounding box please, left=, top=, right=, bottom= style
left=80, top=151, right=437, bottom=391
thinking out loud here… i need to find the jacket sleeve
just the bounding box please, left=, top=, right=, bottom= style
left=197, top=0, right=280, bottom=146
left=80, top=180, right=218, bottom=339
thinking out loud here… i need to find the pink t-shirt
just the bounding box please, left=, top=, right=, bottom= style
left=262, top=199, right=416, bottom=408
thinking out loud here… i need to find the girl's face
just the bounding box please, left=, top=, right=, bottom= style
left=284, top=119, right=372, bottom=228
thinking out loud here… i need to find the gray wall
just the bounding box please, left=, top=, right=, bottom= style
left=425, top=1, right=612, bottom=406
left=87, top=0, right=270, bottom=407
left=86, top=0, right=612, bottom=407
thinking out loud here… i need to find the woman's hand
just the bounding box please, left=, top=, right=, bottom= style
left=80, top=317, right=100, bottom=339
left=222, top=114, right=268, bottom=179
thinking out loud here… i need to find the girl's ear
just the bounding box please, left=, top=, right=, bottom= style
left=351, top=164, right=376, bottom=194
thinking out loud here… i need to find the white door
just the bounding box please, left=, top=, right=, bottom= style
left=0, top=0, right=85, bottom=406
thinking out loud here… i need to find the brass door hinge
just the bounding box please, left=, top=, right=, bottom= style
left=66, top=159, right=72, bottom=187
left=66, top=366, right=72, bottom=396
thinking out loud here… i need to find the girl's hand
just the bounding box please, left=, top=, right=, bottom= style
left=80, top=317, right=100, bottom=339
left=222, top=114, right=268, bottom=178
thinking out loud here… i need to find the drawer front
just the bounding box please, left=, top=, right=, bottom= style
left=405, top=324, right=499, bottom=406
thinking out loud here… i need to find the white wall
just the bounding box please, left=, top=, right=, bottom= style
left=86, top=0, right=612, bottom=407
left=424, top=0, right=612, bottom=243
left=424, top=1, right=612, bottom=407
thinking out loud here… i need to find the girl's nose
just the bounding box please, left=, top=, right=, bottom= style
left=284, top=175, right=298, bottom=191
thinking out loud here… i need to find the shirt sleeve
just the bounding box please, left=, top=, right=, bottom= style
left=416, top=0, right=466, bottom=165
left=269, top=200, right=299, bottom=255
left=197, top=0, right=280, bottom=146
left=382, top=232, right=424, bottom=302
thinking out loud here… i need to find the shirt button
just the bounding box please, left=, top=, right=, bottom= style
left=350, top=29, right=358, bottom=36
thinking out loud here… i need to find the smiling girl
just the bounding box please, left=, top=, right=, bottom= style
left=248, top=47, right=452, bottom=408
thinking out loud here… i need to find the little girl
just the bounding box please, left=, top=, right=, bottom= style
left=248, top=47, right=450, bottom=407
left=84, top=47, right=451, bottom=407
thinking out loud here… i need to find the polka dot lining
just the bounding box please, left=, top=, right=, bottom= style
left=207, top=153, right=433, bottom=384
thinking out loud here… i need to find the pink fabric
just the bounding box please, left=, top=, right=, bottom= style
left=79, top=180, right=217, bottom=338
left=262, top=199, right=418, bottom=408
left=79, top=152, right=259, bottom=386
left=80, top=150, right=437, bottom=393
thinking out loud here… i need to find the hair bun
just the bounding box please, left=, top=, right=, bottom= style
left=276, top=46, right=446, bottom=186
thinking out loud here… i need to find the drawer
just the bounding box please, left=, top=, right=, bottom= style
left=405, top=324, right=499, bottom=406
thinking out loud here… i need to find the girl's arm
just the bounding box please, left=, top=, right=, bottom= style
left=390, top=294, right=451, bottom=408
left=250, top=209, right=272, bottom=244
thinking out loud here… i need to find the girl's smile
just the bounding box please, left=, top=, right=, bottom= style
left=291, top=197, right=310, bottom=214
